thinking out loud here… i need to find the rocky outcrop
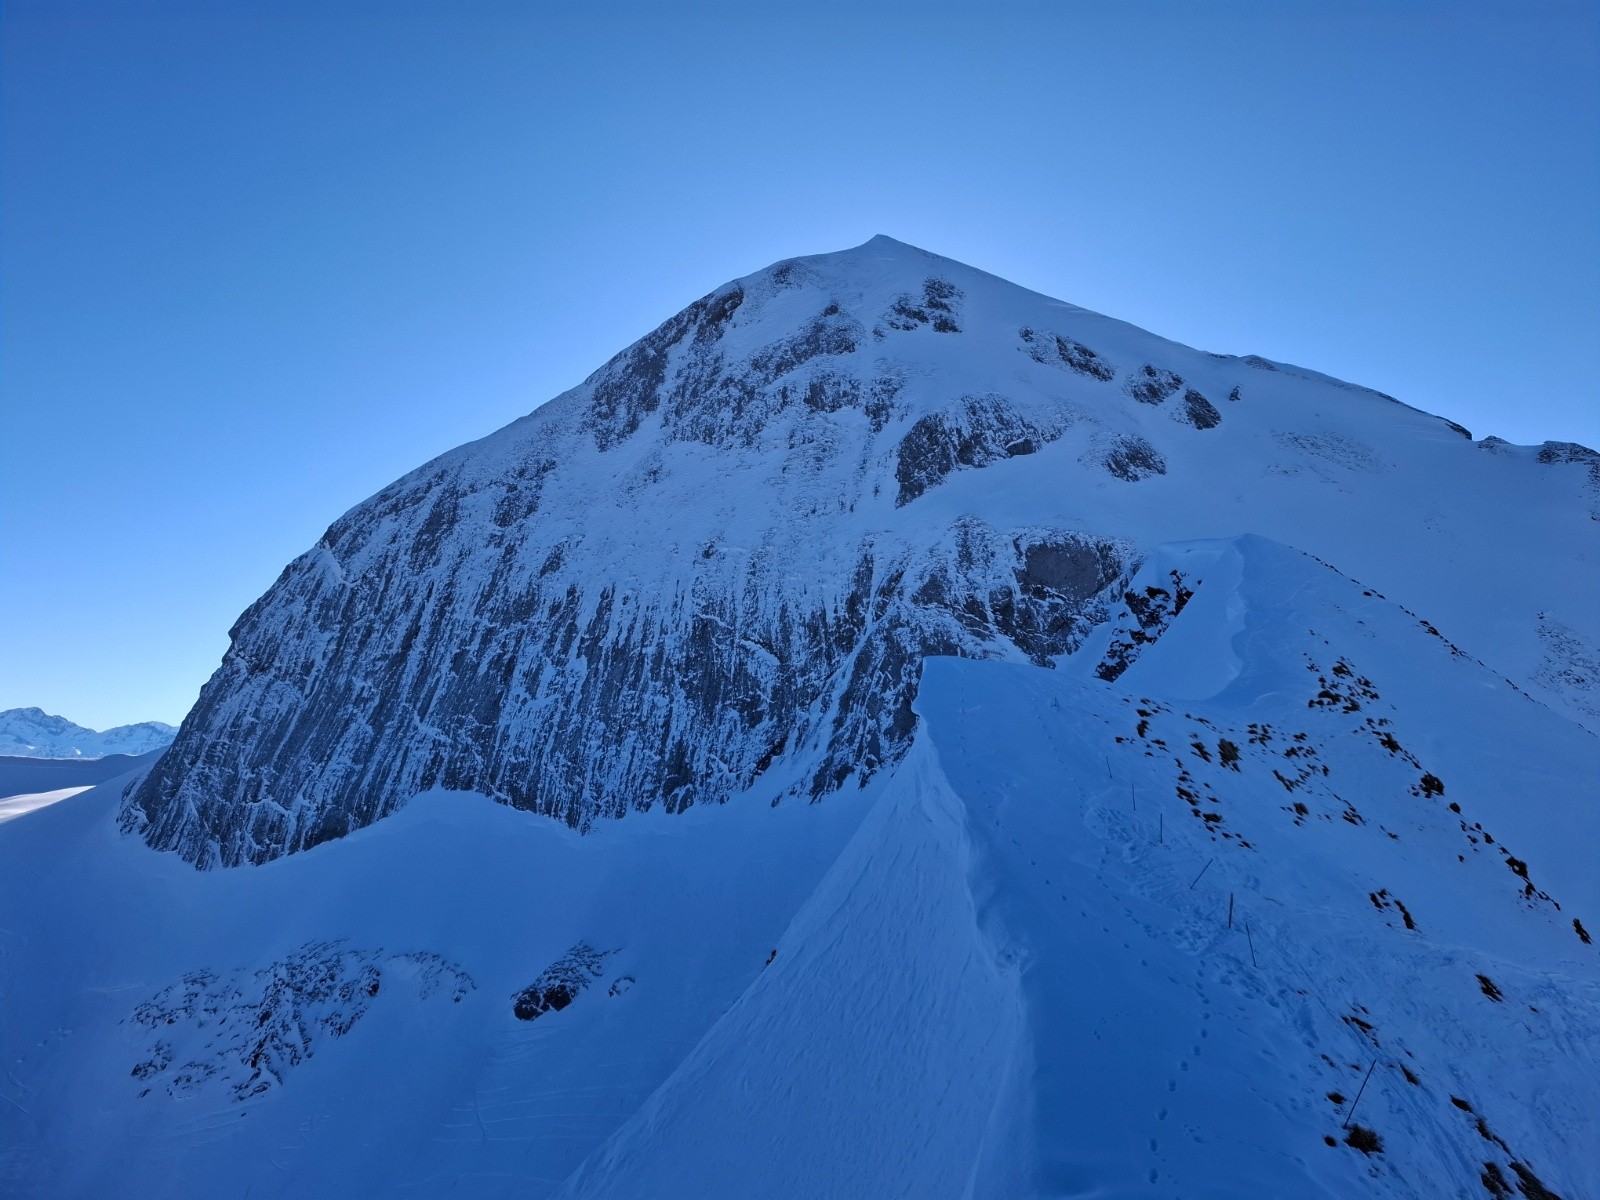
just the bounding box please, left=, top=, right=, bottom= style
left=880, top=277, right=963, bottom=334
left=1087, top=432, right=1168, bottom=482
left=1539, top=441, right=1600, bottom=515
left=894, top=394, right=1063, bottom=505
left=127, top=942, right=473, bottom=1101
left=513, top=944, right=615, bottom=1021
left=1019, top=327, right=1117, bottom=381
left=1176, top=389, right=1222, bottom=429
left=1125, top=364, right=1184, bottom=405
left=1094, top=570, right=1195, bottom=681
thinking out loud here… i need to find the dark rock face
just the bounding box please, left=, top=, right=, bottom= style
left=1095, top=571, right=1196, bottom=682
left=814, top=521, right=1128, bottom=795
left=1539, top=441, right=1600, bottom=516
left=1019, top=327, right=1117, bottom=381
left=1536, top=441, right=1599, bottom=468
left=586, top=285, right=747, bottom=451
left=881, top=278, right=962, bottom=334
left=798, top=368, right=902, bottom=432
left=513, top=944, right=614, bottom=1021
left=1538, top=440, right=1600, bottom=487
left=1092, top=434, right=1168, bottom=482
left=1125, top=365, right=1184, bottom=405
left=1177, top=390, right=1222, bottom=429
left=894, top=394, right=1060, bottom=506
left=127, top=943, right=473, bottom=1101
left=585, top=287, right=899, bottom=453
left=126, top=492, right=1127, bottom=867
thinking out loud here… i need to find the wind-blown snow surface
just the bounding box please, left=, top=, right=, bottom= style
left=0, top=749, right=168, bottom=825
left=0, top=750, right=168, bottom=802
left=4, top=238, right=1598, bottom=1197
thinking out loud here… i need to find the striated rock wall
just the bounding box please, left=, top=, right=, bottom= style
left=123, top=237, right=1599, bottom=867
left=124, top=253, right=1140, bottom=868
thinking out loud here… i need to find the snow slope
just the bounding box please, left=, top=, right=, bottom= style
left=0, top=708, right=176, bottom=759
left=554, top=537, right=1598, bottom=1200
left=1, top=748, right=875, bottom=1197
left=3, top=535, right=1593, bottom=1198
left=0, top=787, right=93, bottom=825
left=0, top=749, right=168, bottom=801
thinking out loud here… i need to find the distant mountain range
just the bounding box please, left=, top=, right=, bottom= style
left=0, top=707, right=176, bottom=759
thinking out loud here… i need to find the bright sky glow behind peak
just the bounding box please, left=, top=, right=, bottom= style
left=2, top=0, right=1597, bottom=728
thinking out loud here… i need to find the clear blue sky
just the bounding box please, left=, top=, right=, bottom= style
left=3, top=0, right=1596, bottom=729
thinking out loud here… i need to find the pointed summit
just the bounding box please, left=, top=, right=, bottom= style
left=831, top=232, right=913, bottom=253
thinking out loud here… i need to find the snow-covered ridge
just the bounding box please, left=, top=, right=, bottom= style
left=122, top=236, right=1600, bottom=868
left=0, top=707, right=175, bottom=759
left=5, top=530, right=1593, bottom=1198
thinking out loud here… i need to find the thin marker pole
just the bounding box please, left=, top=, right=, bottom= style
left=1245, top=921, right=1257, bottom=967
left=1342, top=1058, right=1378, bottom=1129
left=1189, top=859, right=1213, bottom=889
left=1158, top=813, right=1163, bottom=844
left=1227, top=893, right=1234, bottom=930
left=1131, top=782, right=1136, bottom=812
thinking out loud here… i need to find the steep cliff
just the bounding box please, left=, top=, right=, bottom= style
left=122, top=237, right=1600, bottom=866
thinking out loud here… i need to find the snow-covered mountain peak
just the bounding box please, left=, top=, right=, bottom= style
left=5, top=240, right=1596, bottom=1200
left=121, top=242, right=1598, bottom=869
left=0, top=707, right=176, bottom=759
